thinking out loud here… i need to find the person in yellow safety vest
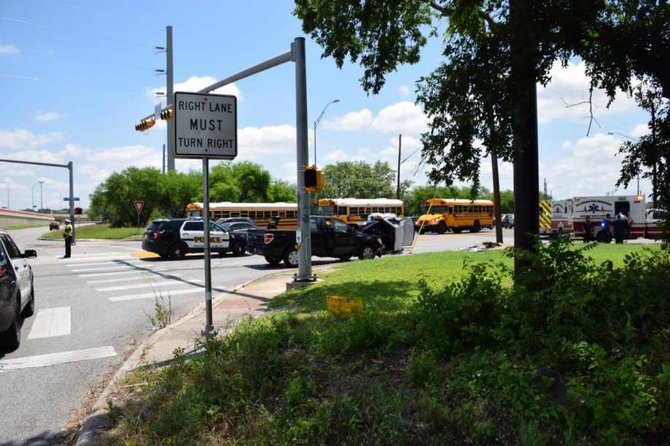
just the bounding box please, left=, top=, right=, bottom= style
left=62, top=218, right=73, bottom=258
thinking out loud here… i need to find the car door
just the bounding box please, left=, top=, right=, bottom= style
left=0, top=234, right=29, bottom=308
left=310, top=217, right=326, bottom=256
left=209, top=222, right=230, bottom=250
left=0, top=241, right=15, bottom=325
left=330, top=218, right=356, bottom=256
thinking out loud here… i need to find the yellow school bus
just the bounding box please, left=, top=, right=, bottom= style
left=185, top=202, right=298, bottom=230
left=316, top=198, right=404, bottom=225
left=416, top=198, right=494, bottom=234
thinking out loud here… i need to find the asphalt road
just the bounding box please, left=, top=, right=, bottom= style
left=0, top=226, right=511, bottom=445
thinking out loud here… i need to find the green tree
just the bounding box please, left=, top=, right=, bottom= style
left=267, top=179, right=296, bottom=202
left=208, top=161, right=272, bottom=202
left=320, top=161, right=396, bottom=198
left=294, top=0, right=670, bottom=253
left=161, top=171, right=201, bottom=217
left=88, top=167, right=164, bottom=227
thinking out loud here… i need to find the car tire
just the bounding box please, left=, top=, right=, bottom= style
left=472, top=220, right=481, bottom=233
left=231, top=241, right=246, bottom=257
left=284, top=249, right=299, bottom=267
left=168, top=242, right=187, bottom=259
left=437, top=221, right=447, bottom=234
left=264, top=255, right=282, bottom=265
left=0, top=298, right=21, bottom=353
left=21, top=286, right=35, bottom=318
left=358, top=244, right=376, bottom=260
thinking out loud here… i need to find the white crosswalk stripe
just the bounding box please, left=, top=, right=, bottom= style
left=108, top=287, right=203, bottom=302
left=28, top=307, right=71, bottom=339
left=62, top=253, right=203, bottom=302
left=96, top=280, right=194, bottom=292
left=0, top=346, right=117, bottom=373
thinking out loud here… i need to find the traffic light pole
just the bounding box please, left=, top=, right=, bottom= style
left=0, top=158, right=76, bottom=241
left=166, top=26, right=175, bottom=172
left=293, top=38, right=315, bottom=282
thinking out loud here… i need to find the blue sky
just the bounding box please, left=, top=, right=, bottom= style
left=0, top=0, right=653, bottom=211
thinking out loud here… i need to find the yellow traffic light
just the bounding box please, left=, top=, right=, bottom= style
left=160, top=107, right=173, bottom=120
left=304, top=165, right=325, bottom=192
left=134, top=117, right=156, bottom=132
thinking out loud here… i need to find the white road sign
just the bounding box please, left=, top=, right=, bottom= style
left=173, top=92, right=237, bottom=159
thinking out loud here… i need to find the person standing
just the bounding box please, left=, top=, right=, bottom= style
left=583, top=216, right=594, bottom=242
left=614, top=212, right=627, bottom=244
left=62, top=218, right=73, bottom=258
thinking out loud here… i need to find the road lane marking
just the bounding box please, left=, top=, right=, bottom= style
left=96, top=280, right=194, bottom=292
left=28, top=307, right=71, bottom=339
left=71, top=266, right=132, bottom=273
left=66, top=260, right=143, bottom=268
left=86, top=274, right=177, bottom=285
left=0, top=346, right=117, bottom=373
left=108, top=287, right=204, bottom=302
left=79, top=270, right=146, bottom=278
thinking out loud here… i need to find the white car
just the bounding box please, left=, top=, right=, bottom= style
left=0, top=231, right=37, bottom=353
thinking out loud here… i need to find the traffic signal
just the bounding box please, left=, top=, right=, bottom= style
left=134, top=117, right=156, bottom=132
left=304, top=165, right=325, bottom=192
left=160, top=107, right=173, bottom=120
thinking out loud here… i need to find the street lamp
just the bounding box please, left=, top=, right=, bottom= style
left=39, top=180, right=44, bottom=210
left=32, top=181, right=38, bottom=210
left=313, top=99, right=339, bottom=166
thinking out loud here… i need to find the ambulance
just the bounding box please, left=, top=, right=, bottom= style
left=571, top=194, right=651, bottom=240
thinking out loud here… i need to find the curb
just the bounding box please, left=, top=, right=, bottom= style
left=74, top=270, right=292, bottom=446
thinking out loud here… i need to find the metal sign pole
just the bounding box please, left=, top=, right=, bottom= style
left=293, top=37, right=314, bottom=282
left=202, top=157, right=216, bottom=337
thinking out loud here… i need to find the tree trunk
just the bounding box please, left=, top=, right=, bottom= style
left=510, top=0, right=540, bottom=273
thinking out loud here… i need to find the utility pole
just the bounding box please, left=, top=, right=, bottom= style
left=166, top=26, right=175, bottom=172
left=396, top=134, right=402, bottom=200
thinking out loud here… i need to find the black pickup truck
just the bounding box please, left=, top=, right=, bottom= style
left=247, top=216, right=383, bottom=267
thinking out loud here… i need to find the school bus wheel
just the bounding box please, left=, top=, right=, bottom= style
left=437, top=221, right=447, bottom=234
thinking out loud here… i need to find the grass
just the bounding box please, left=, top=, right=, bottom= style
left=40, top=223, right=143, bottom=240
left=99, top=242, right=666, bottom=445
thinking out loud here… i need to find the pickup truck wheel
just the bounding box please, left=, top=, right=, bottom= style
left=264, top=255, right=282, bottom=265
left=358, top=244, right=377, bottom=260
left=168, top=242, right=187, bottom=259
left=231, top=241, right=246, bottom=257
left=0, top=297, right=21, bottom=353
left=284, top=249, right=299, bottom=267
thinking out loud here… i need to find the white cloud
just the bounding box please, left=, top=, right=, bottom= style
left=324, top=148, right=369, bottom=163
left=324, top=109, right=373, bottom=131
left=35, top=111, right=66, bottom=122
left=0, top=128, right=63, bottom=150
left=371, top=101, right=427, bottom=134
left=0, top=41, right=18, bottom=56
left=399, top=85, right=411, bottom=97
left=236, top=124, right=296, bottom=160
left=325, top=101, right=427, bottom=135
left=79, top=145, right=162, bottom=182
left=537, top=61, right=638, bottom=124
